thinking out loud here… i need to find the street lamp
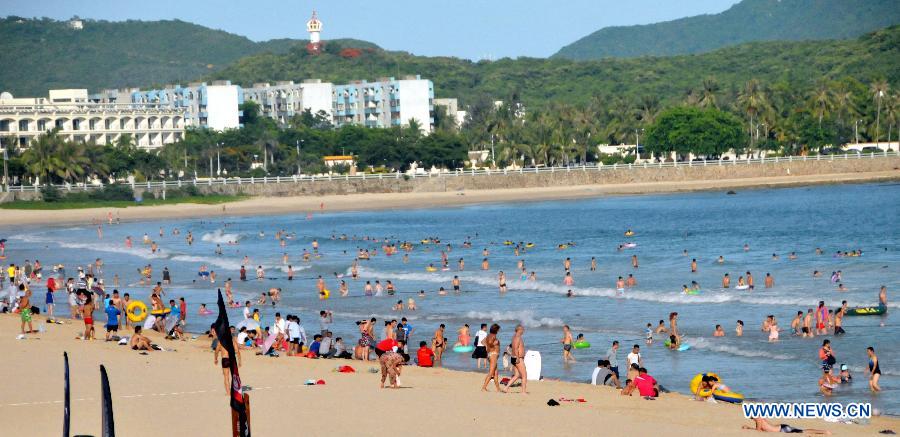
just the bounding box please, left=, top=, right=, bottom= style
left=296, top=139, right=304, bottom=175
left=216, top=142, right=221, bottom=177
left=2, top=145, right=8, bottom=192
left=635, top=128, right=644, bottom=157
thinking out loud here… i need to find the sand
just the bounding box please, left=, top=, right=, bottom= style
left=1, top=170, right=898, bottom=227
left=0, top=316, right=895, bottom=436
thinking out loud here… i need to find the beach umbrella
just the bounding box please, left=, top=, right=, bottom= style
left=236, top=319, right=260, bottom=332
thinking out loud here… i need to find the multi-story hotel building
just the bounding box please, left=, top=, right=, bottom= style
left=242, top=79, right=333, bottom=125
left=0, top=89, right=185, bottom=149
left=128, top=80, right=243, bottom=131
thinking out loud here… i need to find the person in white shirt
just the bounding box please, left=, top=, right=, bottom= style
left=627, top=344, right=643, bottom=367
left=286, top=315, right=301, bottom=356
left=474, top=323, right=489, bottom=368
left=272, top=313, right=286, bottom=342
left=242, top=301, right=251, bottom=320
left=591, top=360, right=619, bottom=387
left=236, top=327, right=249, bottom=347
left=319, top=310, right=332, bottom=335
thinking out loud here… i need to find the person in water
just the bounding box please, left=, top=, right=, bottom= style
left=867, top=346, right=882, bottom=392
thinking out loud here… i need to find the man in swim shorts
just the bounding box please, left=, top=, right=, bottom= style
left=19, top=287, right=33, bottom=335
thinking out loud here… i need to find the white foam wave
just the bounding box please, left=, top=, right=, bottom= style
left=170, top=255, right=243, bottom=271
left=201, top=229, right=241, bottom=244
left=356, top=266, right=896, bottom=309
left=689, top=337, right=796, bottom=360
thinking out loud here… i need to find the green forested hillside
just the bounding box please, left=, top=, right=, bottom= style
left=211, top=26, right=899, bottom=109
left=553, top=0, right=900, bottom=60
left=0, top=17, right=377, bottom=96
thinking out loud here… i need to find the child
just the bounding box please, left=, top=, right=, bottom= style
left=645, top=323, right=653, bottom=345
left=407, top=298, right=417, bottom=311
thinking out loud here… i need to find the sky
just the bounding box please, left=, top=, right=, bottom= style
left=2, top=0, right=742, bottom=59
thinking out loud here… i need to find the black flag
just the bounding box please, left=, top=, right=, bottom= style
left=214, top=290, right=249, bottom=436
left=63, top=352, right=70, bottom=437
left=100, top=365, right=115, bottom=437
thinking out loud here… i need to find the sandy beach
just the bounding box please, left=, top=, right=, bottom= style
left=1, top=170, right=898, bottom=227
left=0, top=316, right=895, bottom=437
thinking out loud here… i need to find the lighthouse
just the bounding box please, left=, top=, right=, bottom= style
left=306, top=10, right=323, bottom=54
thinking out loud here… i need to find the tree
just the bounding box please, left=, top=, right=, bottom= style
left=737, top=79, right=767, bottom=154
left=698, top=77, right=720, bottom=109
left=871, top=79, right=889, bottom=144
left=810, top=83, right=834, bottom=127
left=643, top=107, right=744, bottom=159
left=21, top=129, right=65, bottom=184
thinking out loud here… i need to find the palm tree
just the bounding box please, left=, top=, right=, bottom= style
left=699, top=77, right=720, bottom=109
left=54, top=141, right=91, bottom=183
left=833, top=86, right=857, bottom=130
left=884, top=93, right=898, bottom=147
left=810, top=83, right=835, bottom=127
left=737, top=79, right=767, bottom=154
left=638, top=95, right=660, bottom=126
left=21, top=129, right=65, bottom=184
left=871, top=79, right=889, bottom=145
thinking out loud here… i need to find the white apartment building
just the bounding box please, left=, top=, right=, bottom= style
left=332, top=75, right=434, bottom=133
left=243, top=80, right=334, bottom=125
left=129, top=81, right=243, bottom=131
left=0, top=89, right=185, bottom=149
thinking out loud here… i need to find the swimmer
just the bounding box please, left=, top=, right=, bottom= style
left=735, top=320, right=743, bottom=336
left=407, top=298, right=416, bottom=311
left=764, top=273, right=774, bottom=288
left=655, top=320, right=667, bottom=334
left=717, top=255, right=724, bottom=264
left=713, top=324, right=725, bottom=337
left=722, top=273, right=731, bottom=288
left=591, top=257, right=597, bottom=271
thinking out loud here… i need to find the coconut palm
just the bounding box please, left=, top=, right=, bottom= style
left=810, top=83, right=835, bottom=127
left=737, top=79, right=767, bottom=153
left=871, top=79, right=889, bottom=144
left=21, top=129, right=65, bottom=184
left=698, top=77, right=720, bottom=109
left=833, top=86, right=858, bottom=130
left=54, top=141, right=91, bottom=183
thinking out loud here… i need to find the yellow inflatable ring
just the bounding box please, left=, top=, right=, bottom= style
left=320, top=289, right=330, bottom=299
left=690, top=372, right=744, bottom=403
left=126, top=300, right=148, bottom=323
left=150, top=308, right=172, bottom=316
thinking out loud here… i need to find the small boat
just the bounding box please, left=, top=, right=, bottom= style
left=845, top=304, right=887, bottom=316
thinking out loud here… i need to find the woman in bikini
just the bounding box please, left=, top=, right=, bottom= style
left=481, top=324, right=502, bottom=391
left=456, top=324, right=470, bottom=347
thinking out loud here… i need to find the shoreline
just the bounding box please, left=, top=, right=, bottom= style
left=1, top=316, right=895, bottom=436
left=1, top=170, right=898, bottom=227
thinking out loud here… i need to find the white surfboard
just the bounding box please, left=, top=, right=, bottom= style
left=524, top=350, right=541, bottom=381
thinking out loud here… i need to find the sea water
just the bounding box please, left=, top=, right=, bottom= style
left=4, top=182, right=898, bottom=413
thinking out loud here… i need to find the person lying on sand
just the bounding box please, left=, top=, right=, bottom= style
left=742, top=417, right=830, bottom=434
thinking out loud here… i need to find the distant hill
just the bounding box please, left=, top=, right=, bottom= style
left=210, top=26, right=899, bottom=108
left=0, top=17, right=378, bottom=96
left=553, top=0, right=900, bottom=60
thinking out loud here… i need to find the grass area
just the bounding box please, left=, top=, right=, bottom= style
left=0, top=194, right=246, bottom=210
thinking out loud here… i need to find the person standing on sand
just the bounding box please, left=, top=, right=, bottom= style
left=212, top=326, right=241, bottom=395
left=605, top=341, right=620, bottom=386
left=432, top=324, right=446, bottom=365
left=503, top=325, right=528, bottom=394
left=561, top=325, right=575, bottom=363
left=474, top=324, right=488, bottom=368
left=481, top=324, right=502, bottom=392
left=19, top=285, right=33, bottom=335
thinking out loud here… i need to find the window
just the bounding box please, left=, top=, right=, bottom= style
left=18, top=120, right=29, bottom=131
left=55, top=119, right=65, bottom=129
left=0, top=120, right=9, bottom=132
left=89, top=119, right=97, bottom=130
left=37, top=120, right=47, bottom=131
left=106, top=119, right=113, bottom=130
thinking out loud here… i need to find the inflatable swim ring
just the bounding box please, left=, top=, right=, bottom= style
left=319, top=289, right=330, bottom=300
left=689, top=373, right=744, bottom=403
left=453, top=345, right=475, bottom=353
left=624, top=231, right=635, bottom=237
left=573, top=341, right=590, bottom=349
left=503, top=241, right=514, bottom=246
left=684, top=289, right=700, bottom=295
left=735, top=285, right=749, bottom=290
left=425, top=267, right=438, bottom=272
left=525, top=243, right=535, bottom=248
left=126, top=300, right=148, bottom=323
left=622, top=243, right=637, bottom=248
left=150, top=308, right=172, bottom=316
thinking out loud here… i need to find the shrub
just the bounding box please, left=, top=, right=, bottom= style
left=89, top=184, right=134, bottom=201
left=40, top=185, right=61, bottom=202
